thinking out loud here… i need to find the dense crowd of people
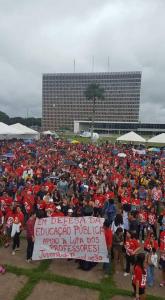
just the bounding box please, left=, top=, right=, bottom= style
left=0, top=137, right=164, bottom=299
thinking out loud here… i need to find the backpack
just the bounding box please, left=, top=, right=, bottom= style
left=105, top=202, right=116, bottom=217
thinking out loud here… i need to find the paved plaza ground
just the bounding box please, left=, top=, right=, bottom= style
left=0, top=240, right=164, bottom=300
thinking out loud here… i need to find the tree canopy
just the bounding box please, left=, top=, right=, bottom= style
left=0, top=111, right=41, bottom=127
left=0, top=111, right=10, bottom=123
left=84, top=82, right=104, bottom=101
left=84, top=83, right=104, bottom=139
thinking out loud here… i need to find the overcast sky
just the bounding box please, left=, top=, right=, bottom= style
left=0, top=0, right=165, bottom=122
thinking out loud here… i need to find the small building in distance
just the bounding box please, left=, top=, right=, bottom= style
left=74, top=120, right=165, bottom=136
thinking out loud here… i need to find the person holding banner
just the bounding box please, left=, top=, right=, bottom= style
left=26, top=212, right=36, bottom=262
left=103, top=219, right=113, bottom=277
left=52, top=205, right=64, bottom=217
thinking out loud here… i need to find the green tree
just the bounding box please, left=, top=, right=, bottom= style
left=0, top=111, right=10, bottom=124
left=0, top=111, right=41, bottom=127
left=85, top=83, right=104, bottom=139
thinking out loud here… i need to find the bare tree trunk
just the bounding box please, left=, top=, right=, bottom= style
left=91, top=96, right=96, bottom=140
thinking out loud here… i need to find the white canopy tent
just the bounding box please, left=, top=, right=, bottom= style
left=42, top=130, right=59, bottom=138
left=10, top=123, right=40, bottom=140
left=147, top=133, right=165, bottom=144
left=79, top=131, right=91, bottom=138
left=0, top=122, right=23, bottom=140
left=79, top=131, right=99, bottom=139
left=116, top=131, right=146, bottom=143
left=43, top=130, right=54, bottom=135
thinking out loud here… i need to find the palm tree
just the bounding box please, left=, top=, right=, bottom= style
left=85, top=83, right=104, bottom=139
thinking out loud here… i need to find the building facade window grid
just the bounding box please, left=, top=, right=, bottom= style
left=42, top=72, right=141, bottom=131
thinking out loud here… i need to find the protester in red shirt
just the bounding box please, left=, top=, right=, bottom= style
left=16, top=206, right=24, bottom=226
left=0, top=192, right=13, bottom=213
left=14, top=190, right=23, bottom=206
left=104, top=190, right=115, bottom=201
left=159, top=230, right=165, bottom=287
left=103, top=219, right=113, bottom=277
left=93, top=190, right=105, bottom=217
left=132, top=253, right=147, bottom=300
left=44, top=198, right=55, bottom=217
left=138, top=209, right=148, bottom=243
left=0, top=209, right=4, bottom=225
left=3, top=207, right=14, bottom=247
left=43, top=179, right=55, bottom=193
left=22, top=190, right=34, bottom=222
left=33, top=184, right=40, bottom=195
left=26, top=212, right=36, bottom=262
left=124, top=231, right=141, bottom=276
left=144, top=232, right=158, bottom=253
left=51, top=205, right=64, bottom=217
left=11, top=207, right=22, bottom=255
left=23, top=198, right=33, bottom=220
left=147, top=207, right=157, bottom=239
left=131, top=195, right=140, bottom=211
left=121, top=191, right=131, bottom=206
left=36, top=197, right=45, bottom=211
left=143, top=197, right=152, bottom=210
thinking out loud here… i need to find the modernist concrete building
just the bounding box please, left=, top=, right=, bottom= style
left=42, top=72, right=141, bottom=131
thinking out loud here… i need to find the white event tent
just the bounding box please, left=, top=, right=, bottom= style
left=147, top=133, right=165, bottom=144
left=42, top=130, right=59, bottom=138
left=116, top=131, right=146, bottom=143
left=0, top=122, right=40, bottom=140
left=10, top=123, right=40, bottom=140
left=43, top=130, right=54, bottom=135
left=79, top=131, right=99, bottom=139
left=0, top=122, right=23, bottom=140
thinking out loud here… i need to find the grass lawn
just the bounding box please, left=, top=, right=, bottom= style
left=4, top=260, right=164, bottom=300
left=59, top=132, right=164, bottom=147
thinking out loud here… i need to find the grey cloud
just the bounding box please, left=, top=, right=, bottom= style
left=0, top=0, right=164, bottom=122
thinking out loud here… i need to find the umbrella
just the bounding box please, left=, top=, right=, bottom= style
left=118, top=153, right=127, bottom=158
left=112, top=149, right=118, bottom=155
left=48, top=176, right=60, bottom=182
left=0, top=155, right=7, bottom=161
left=3, top=153, right=15, bottom=158
left=71, top=140, right=80, bottom=144
left=23, top=139, right=33, bottom=144
left=63, top=160, right=78, bottom=166
left=148, top=147, right=160, bottom=153
left=48, top=148, right=58, bottom=152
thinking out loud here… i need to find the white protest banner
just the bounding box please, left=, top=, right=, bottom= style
left=32, top=217, right=109, bottom=262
